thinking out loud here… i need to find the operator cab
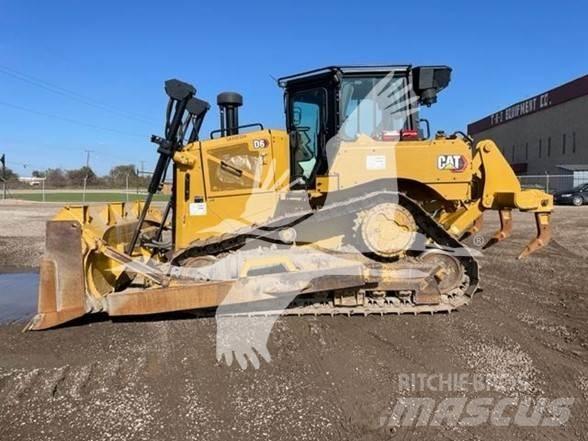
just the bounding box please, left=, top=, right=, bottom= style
left=278, top=65, right=451, bottom=189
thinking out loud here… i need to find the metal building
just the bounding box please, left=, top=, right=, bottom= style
left=468, top=75, right=588, bottom=191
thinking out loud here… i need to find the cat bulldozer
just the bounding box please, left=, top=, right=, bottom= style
left=26, top=65, right=553, bottom=331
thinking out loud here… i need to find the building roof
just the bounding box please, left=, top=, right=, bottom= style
left=18, top=176, right=46, bottom=181
left=557, top=164, right=588, bottom=172
left=468, top=74, right=588, bottom=135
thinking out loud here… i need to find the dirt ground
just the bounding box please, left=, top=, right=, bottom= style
left=0, top=201, right=59, bottom=271
left=0, top=201, right=587, bottom=441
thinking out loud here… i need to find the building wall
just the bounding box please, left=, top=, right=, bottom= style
left=470, top=95, right=588, bottom=175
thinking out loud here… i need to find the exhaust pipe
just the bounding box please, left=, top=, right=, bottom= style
left=217, top=92, right=243, bottom=136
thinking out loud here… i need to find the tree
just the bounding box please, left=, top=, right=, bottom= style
left=1, top=167, right=18, bottom=182
left=66, top=166, right=97, bottom=186
left=45, top=168, right=68, bottom=187
left=32, top=170, right=44, bottom=178
left=109, top=164, right=140, bottom=187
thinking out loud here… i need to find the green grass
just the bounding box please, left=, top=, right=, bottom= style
left=9, top=192, right=169, bottom=203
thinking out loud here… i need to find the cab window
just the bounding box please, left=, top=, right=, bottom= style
left=289, top=88, right=326, bottom=182
left=340, top=76, right=410, bottom=139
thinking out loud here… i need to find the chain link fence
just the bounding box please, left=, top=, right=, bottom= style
left=1, top=184, right=172, bottom=203
left=3, top=174, right=585, bottom=202
left=1, top=188, right=157, bottom=203
left=517, top=174, right=588, bottom=193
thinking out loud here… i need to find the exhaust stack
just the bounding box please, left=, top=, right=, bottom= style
left=217, top=92, right=243, bottom=136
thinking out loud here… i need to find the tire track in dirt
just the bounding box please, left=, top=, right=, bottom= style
left=0, top=331, right=164, bottom=441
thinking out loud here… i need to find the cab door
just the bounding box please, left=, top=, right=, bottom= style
left=289, top=88, right=327, bottom=188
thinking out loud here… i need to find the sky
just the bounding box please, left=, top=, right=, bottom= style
left=0, top=0, right=586, bottom=176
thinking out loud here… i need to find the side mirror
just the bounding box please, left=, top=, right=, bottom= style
left=412, top=66, right=452, bottom=107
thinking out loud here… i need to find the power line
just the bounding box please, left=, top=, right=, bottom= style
left=9, top=157, right=32, bottom=167
left=0, top=64, right=158, bottom=125
left=6, top=159, right=28, bottom=167
left=6, top=135, right=146, bottom=163
left=2, top=157, right=43, bottom=170
left=0, top=100, right=146, bottom=138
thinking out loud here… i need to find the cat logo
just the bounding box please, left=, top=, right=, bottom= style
left=253, top=139, right=269, bottom=150
left=437, top=154, right=468, bottom=172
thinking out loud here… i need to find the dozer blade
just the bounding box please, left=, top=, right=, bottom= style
left=518, top=212, right=552, bottom=259
left=106, top=267, right=366, bottom=317
left=483, top=209, right=512, bottom=249
left=25, top=221, right=87, bottom=331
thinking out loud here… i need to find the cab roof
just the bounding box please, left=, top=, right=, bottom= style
left=278, top=65, right=412, bottom=88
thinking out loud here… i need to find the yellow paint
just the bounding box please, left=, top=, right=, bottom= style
left=51, top=201, right=163, bottom=297
left=172, top=131, right=553, bottom=247
left=174, top=129, right=290, bottom=248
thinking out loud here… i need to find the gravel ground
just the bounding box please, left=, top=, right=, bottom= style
left=0, top=201, right=59, bottom=271
left=0, top=202, right=586, bottom=440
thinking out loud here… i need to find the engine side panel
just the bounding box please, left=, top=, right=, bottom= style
left=174, top=129, right=290, bottom=249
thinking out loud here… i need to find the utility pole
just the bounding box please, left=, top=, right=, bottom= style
left=140, top=161, right=146, bottom=192
left=1, top=154, right=6, bottom=200
left=84, top=150, right=94, bottom=169
left=83, top=150, right=94, bottom=203
left=125, top=172, right=130, bottom=202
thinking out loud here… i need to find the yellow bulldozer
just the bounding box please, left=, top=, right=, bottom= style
left=26, top=65, right=553, bottom=331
